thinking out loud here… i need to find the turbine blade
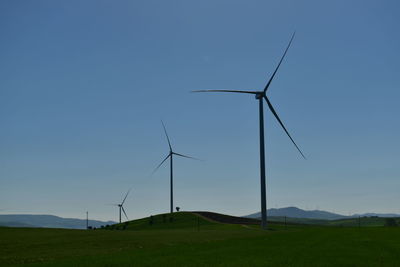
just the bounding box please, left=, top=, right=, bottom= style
left=192, top=90, right=258, bottom=94
left=264, top=32, right=295, bottom=93
left=173, top=152, right=201, bottom=161
left=265, top=96, right=306, bottom=159
left=121, top=206, right=129, bottom=220
left=161, top=120, right=172, bottom=151
left=151, top=153, right=171, bottom=175
left=121, top=188, right=132, bottom=206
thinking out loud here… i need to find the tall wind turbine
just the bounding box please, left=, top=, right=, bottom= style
left=112, top=189, right=131, bottom=223
left=153, top=121, right=199, bottom=214
left=193, top=32, right=305, bottom=230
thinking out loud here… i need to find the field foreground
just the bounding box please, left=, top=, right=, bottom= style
left=1, top=212, right=400, bottom=266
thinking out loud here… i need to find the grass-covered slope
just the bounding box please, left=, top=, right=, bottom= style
left=109, top=212, right=217, bottom=231
left=107, top=212, right=260, bottom=231
left=1, top=224, right=400, bottom=266
left=1, top=212, right=400, bottom=266
left=193, top=211, right=260, bottom=224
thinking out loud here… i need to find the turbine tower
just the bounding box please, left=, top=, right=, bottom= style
left=193, top=32, right=305, bottom=230
left=112, top=189, right=131, bottom=223
left=153, top=121, right=199, bottom=214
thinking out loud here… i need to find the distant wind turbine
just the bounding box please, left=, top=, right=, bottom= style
left=193, top=32, right=305, bottom=230
left=111, top=189, right=131, bottom=223
left=153, top=121, right=199, bottom=214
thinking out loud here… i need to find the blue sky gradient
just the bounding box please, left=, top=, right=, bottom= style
left=1, top=0, right=399, bottom=221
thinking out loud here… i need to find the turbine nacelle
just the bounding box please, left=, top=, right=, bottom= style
left=255, top=92, right=264, bottom=100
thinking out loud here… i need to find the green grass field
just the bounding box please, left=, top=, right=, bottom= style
left=1, top=212, right=400, bottom=266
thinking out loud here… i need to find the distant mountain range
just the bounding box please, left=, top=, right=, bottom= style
left=0, top=214, right=116, bottom=229
left=245, top=207, right=400, bottom=220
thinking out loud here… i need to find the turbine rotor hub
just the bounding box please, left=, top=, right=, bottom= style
left=255, top=92, right=263, bottom=99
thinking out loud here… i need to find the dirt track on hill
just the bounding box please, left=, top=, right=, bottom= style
left=191, top=211, right=261, bottom=225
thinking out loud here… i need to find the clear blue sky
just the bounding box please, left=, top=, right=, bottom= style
left=1, top=0, right=399, bottom=221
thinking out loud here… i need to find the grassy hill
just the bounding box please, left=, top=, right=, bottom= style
left=105, top=212, right=260, bottom=231
left=1, top=212, right=400, bottom=266
left=107, top=212, right=217, bottom=231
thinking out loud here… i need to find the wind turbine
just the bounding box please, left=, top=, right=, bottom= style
left=153, top=121, right=199, bottom=214
left=111, top=189, right=131, bottom=223
left=193, top=32, right=305, bottom=230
